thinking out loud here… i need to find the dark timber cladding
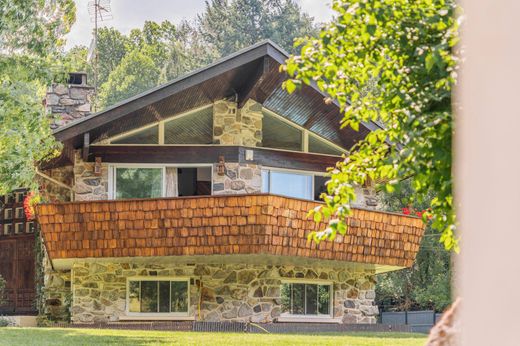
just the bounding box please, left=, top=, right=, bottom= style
left=88, top=146, right=342, bottom=172
left=52, top=40, right=376, bottom=155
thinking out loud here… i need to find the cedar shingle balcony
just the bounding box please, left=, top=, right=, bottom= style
left=36, top=194, right=425, bottom=270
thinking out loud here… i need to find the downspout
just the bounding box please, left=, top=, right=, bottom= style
left=35, top=168, right=75, bottom=201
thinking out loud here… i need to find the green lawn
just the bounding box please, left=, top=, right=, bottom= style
left=0, top=328, right=426, bottom=346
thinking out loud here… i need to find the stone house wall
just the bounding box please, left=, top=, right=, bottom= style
left=213, top=99, right=262, bottom=146
left=70, top=262, right=377, bottom=324
left=212, top=163, right=262, bottom=195
left=73, top=151, right=109, bottom=201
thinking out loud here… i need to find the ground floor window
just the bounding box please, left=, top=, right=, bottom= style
left=281, top=282, right=332, bottom=316
left=127, top=278, right=189, bottom=315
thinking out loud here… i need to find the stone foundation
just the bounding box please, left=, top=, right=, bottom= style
left=42, top=253, right=72, bottom=321
left=68, top=262, right=377, bottom=324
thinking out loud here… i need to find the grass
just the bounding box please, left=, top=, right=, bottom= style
left=0, top=327, right=427, bottom=346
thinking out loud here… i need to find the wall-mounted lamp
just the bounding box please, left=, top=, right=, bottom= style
left=217, top=156, right=226, bottom=176
left=94, top=157, right=102, bottom=176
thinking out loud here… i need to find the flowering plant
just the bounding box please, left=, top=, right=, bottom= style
left=23, top=192, right=41, bottom=220
left=402, top=206, right=432, bottom=220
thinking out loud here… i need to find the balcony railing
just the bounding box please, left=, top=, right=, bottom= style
left=36, top=194, right=425, bottom=268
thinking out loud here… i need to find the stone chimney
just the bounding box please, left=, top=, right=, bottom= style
left=46, top=72, right=94, bottom=129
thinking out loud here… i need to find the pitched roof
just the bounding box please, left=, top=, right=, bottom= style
left=54, top=40, right=377, bottom=149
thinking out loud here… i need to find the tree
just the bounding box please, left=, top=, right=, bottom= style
left=284, top=0, right=460, bottom=250
left=97, top=48, right=160, bottom=108
left=0, top=275, right=5, bottom=306
left=96, top=27, right=132, bottom=87
left=197, top=0, right=318, bottom=55
left=376, top=181, right=452, bottom=312
left=0, top=0, right=76, bottom=194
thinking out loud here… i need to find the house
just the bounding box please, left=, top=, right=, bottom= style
left=26, top=41, right=425, bottom=324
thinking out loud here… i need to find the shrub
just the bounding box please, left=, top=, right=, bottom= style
left=0, top=275, right=5, bottom=306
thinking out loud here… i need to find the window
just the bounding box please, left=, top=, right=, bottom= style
left=4, top=208, right=12, bottom=220
left=314, top=176, right=329, bottom=201
left=112, top=165, right=212, bottom=200
left=15, top=223, right=24, bottom=234
left=262, top=169, right=329, bottom=201
left=5, top=194, right=14, bottom=204
left=127, top=279, right=189, bottom=315
left=164, top=107, right=213, bottom=144
left=262, top=170, right=312, bottom=200
left=15, top=192, right=25, bottom=203
left=262, top=111, right=303, bottom=151
left=26, top=222, right=35, bottom=233
left=281, top=282, right=331, bottom=316
left=308, top=135, right=344, bottom=156
left=115, top=167, right=163, bottom=199
left=3, top=224, right=12, bottom=235
left=112, top=125, right=159, bottom=145
left=15, top=207, right=24, bottom=219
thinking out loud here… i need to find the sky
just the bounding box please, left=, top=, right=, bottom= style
left=65, top=0, right=334, bottom=50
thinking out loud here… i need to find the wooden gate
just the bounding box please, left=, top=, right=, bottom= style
left=0, top=234, right=36, bottom=314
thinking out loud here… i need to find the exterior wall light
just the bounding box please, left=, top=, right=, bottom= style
left=94, top=157, right=102, bottom=176
left=217, top=156, right=226, bottom=176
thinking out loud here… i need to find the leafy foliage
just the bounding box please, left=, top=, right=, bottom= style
left=84, top=0, right=318, bottom=109
left=376, top=181, right=452, bottom=312
left=97, top=48, right=161, bottom=108
left=284, top=0, right=460, bottom=250
left=197, top=0, right=318, bottom=56
left=0, top=275, right=5, bottom=306
left=0, top=0, right=75, bottom=194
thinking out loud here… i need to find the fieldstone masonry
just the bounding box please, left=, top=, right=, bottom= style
left=213, top=99, right=263, bottom=146
left=46, top=78, right=94, bottom=129
left=73, top=151, right=109, bottom=201
left=68, top=262, right=377, bottom=324
left=213, top=163, right=262, bottom=195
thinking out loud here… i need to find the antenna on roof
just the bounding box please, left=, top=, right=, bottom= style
left=88, top=0, right=113, bottom=111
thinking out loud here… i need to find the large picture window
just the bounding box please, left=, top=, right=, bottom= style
left=281, top=282, right=331, bottom=317
left=261, top=170, right=313, bottom=200
left=115, top=167, right=163, bottom=199
left=128, top=279, right=189, bottom=315
left=111, top=165, right=212, bottom=200
left=262, top=169, right=329, bottom=201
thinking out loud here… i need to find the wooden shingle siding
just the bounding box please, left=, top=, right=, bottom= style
left=36, top=194, right=425, bottom=267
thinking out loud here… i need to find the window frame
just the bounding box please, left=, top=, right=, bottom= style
left=280, top=279, right=334, bottom=319
left=98, top=105, right=346, bottom=157
left=108, top=163, right=214, bottom=200
left=261, top=167, right=328, bottom=201
left=125, top=276, right=190, bottom=318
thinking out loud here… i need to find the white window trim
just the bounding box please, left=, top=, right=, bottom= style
left=108, top=163, right=213, bottom=200
left=279, top=279, right=334, bottom=320
left=125, top=276, right=190, bottom=318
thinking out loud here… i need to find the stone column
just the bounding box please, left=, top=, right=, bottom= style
left=213, top=99, right=263, bottom=146
left=46, top=73, right=94, bottom=129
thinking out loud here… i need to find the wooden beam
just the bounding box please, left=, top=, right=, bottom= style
left=82, top=133, right=90, bottom=162
left=54, top=43, right=274, bottom=142
left=87, top=145, right=341, bottom=172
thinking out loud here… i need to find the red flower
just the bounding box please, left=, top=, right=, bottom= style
left=402, top=207, right=411, bottom=215
left=416, top=211, right=423, bottom=218
left=23, top=192, right=36, bottom=220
